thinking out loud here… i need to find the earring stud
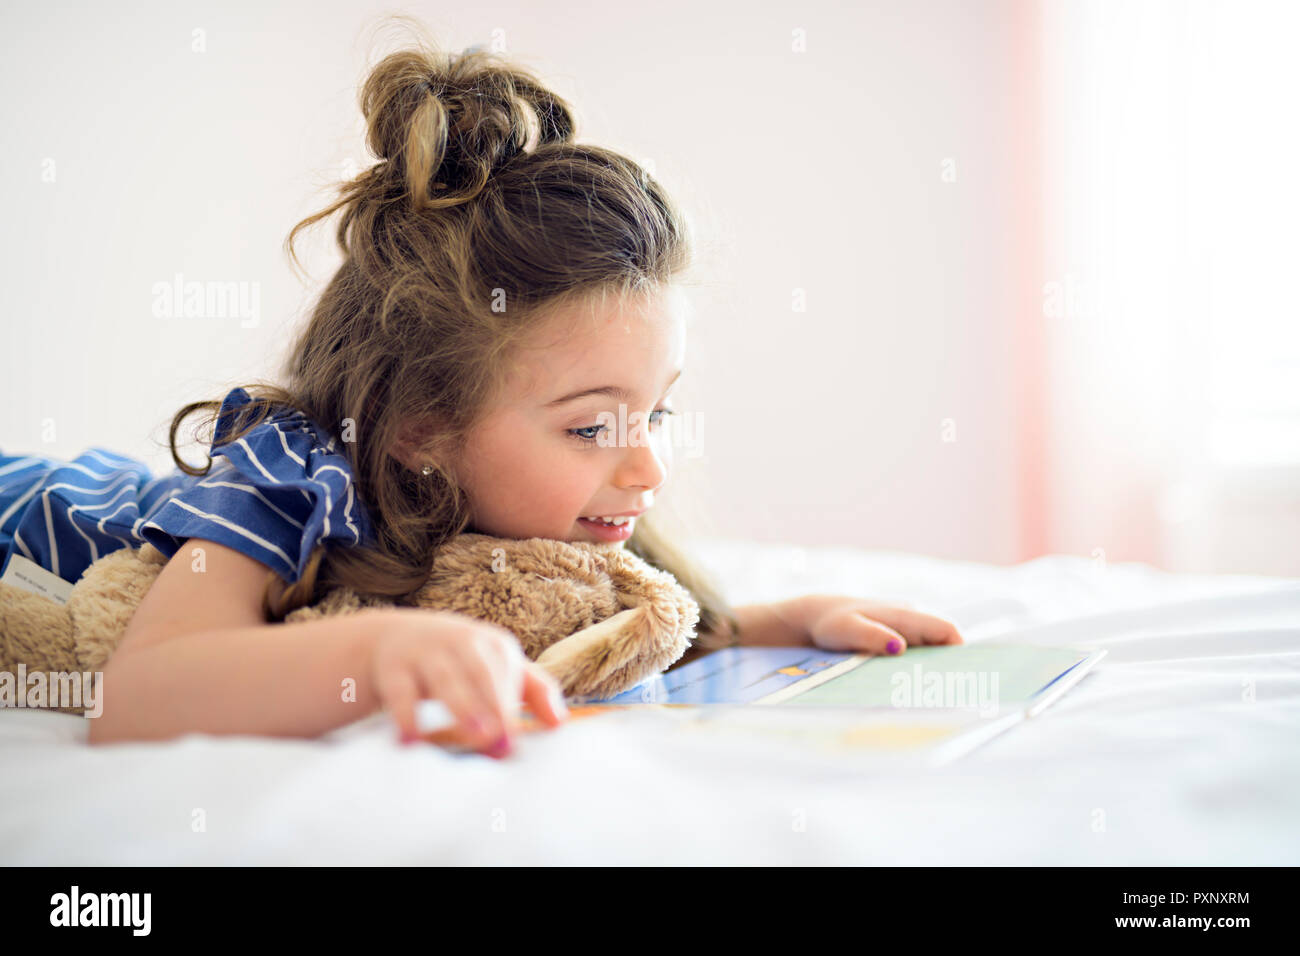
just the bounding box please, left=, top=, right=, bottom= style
left=421, top=464, right=434, bottom=475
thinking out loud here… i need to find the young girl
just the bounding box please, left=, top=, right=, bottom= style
left=0, top=33, right=962, bottom=758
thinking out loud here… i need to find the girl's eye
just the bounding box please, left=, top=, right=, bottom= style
left=568, top=408, right=675, bottom=445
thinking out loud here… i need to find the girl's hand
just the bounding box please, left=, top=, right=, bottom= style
left=367, top=607, right=568, bottom=758
left=791, top=594, right=965, bottom=656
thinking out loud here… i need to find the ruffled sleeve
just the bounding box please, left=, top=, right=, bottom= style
left=139, top=387, right=376, bottom=583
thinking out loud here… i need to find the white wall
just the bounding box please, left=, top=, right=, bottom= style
left=1, top=0, right=1032, bottom=564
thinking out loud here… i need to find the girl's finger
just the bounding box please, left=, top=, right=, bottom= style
left=814, top=609, right=909, bottom=655
left=521, top=664, right=569, bottom=727
left=416, top=656, right=498, bottom=748
left=457, top=636, right=523, bottom=738
left=376, top=666, right=421, bottom=744
left=854, top=605, right=964, bottom=646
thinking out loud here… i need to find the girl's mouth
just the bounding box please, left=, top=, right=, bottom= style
left=577, top=515, right=636, bottom=541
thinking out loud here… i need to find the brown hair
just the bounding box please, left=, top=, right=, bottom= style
left=167, top=24, right=740, bottom=640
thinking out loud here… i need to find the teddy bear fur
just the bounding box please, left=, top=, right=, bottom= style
left=0, top=533, right=700, bottom=717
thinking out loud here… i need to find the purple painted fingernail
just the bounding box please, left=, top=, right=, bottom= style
left=886, top=638, right=902, bottom=655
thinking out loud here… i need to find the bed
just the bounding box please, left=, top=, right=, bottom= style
left=2, top=538, right=1297, bottom=865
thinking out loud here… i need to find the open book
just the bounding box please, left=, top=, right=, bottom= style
left=516, top=642, right=1107, bottom=766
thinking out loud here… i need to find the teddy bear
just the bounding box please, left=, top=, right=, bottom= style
left=0, top=534, right=701, bottom=717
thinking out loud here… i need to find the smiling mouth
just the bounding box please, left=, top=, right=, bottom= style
left=576, top=514, right=639, bottom=540
left=578, top=515, right=635, bottom=527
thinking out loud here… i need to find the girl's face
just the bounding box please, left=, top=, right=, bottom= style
left=406, top=288, right=687, bottom=544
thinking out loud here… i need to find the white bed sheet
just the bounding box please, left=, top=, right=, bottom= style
left=2, top=539, right=1297, bottom=865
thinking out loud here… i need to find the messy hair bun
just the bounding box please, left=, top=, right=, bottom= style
left=360, top=45, right=575, bottom=211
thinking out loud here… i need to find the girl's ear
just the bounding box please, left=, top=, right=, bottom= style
left=388, top=415, right=446, bottom=473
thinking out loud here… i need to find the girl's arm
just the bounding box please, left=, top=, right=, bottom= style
left=88, top=611, right=390, bottom=743
left=720, top=600, right=807, bottom=647
left=668, top=599, right=806, bottom=670
left=89, top=539, right=386, bottom=743
left=89, top=540, right=568, bottom=748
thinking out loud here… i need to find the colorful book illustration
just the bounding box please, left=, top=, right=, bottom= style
left=513, top=642, right=1107, bottom=766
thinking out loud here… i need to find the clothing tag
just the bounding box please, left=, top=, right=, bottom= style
left=0, top=553, right=74, bottom=606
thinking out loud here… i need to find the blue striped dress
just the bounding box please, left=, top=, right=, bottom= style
left=0, top=387, right=376, bottom=587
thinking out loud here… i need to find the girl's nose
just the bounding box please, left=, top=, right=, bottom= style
left=615, top=428, right=669, bottom=493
